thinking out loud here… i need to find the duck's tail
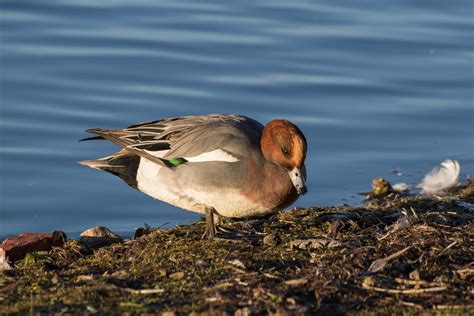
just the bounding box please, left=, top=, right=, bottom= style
left=78, top=151, right=140, bottom=188
left=78, top=158, right=116, bottom=170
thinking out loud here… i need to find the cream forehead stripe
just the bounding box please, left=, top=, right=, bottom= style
left=184, top=149, right=239, bottom=163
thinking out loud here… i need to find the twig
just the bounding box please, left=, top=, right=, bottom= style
left=438, top=240, right=457, bottom=256
left=383, top=246, right=412, bottom=262
left=124, top=288, right=164, bottom=295
left=262, top=273, right=280, bottom=279
left=224, top=264, right=246, bottom=274
left=399, top=300, right=422, bottom=309
left=394, top=278, right=441, bottom=287
left=432, top=304, right=474, bottom=310
left=364, top=246, right=412, bottom=274
left=82, top=278, right=164, bottom=295
left=454, top=268, right=474, bottom=275
left=362, top=284, right=447, bottom=294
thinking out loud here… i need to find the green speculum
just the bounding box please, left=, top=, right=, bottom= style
left=168, top=157, right=187, bottom=166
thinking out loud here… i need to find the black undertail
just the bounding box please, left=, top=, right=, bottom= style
left=100, top=154, right=140, bottom=189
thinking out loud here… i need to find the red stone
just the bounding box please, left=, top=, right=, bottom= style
left=0, top=231, right=67, bottom=262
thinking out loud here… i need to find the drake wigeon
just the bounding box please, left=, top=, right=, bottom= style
left=79, top=114, right=307, bottom=238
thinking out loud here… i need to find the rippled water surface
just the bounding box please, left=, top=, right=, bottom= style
left=1, top=0, right=473, bottom=238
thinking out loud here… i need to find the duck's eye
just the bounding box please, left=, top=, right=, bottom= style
left=279, top=143, right=289, bottom=156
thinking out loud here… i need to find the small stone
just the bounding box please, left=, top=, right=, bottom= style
left=0, top=231, right=67, bottom=262
left=263, top=234, right=277, bottom=246
left=196, top=259, right=211, bottom=267
left=409, top=269, right=420, bottom=281
left=133, top=226, right=153, bottom=239
left=362, top=276, right=375, bottom=287
left=86, top=306, right=97, bottom=313
left=79, top=226, right=122, bottom=249
left=169, top=271, right=184, bottom=280
left=76, top=275, right=94, bottom=282
left=283, top=278, right=308, bottom=287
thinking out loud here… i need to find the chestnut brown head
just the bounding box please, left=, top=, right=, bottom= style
left=260, top=119, right=308, bottom=195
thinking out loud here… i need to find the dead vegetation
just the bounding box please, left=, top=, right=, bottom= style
left=1, top=181, right=473, bottom=315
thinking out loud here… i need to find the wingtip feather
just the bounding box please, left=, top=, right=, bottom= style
left=79, top=135, right=104, bottom=142
left=79, top=128, right=108, bottom=142
left=77, top=160, right=108, bottom=170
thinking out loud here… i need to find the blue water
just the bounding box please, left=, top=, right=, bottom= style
left=1, top=0, right=473, bottom=239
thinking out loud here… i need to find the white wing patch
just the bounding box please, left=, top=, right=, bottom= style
left=184, top=149, right=239, bottom=163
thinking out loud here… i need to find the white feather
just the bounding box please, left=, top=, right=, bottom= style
left=392, top=182, right=411, bottom=192
left=419, top=159, right=460, bottom=196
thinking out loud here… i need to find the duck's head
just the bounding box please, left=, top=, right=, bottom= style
left=261, top=119, right=308, bottom=195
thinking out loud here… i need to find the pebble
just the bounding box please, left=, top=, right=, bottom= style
left=79, top=226, right=122, bottom=249
left=283, top=278, right=308, bottom=287
left=0, top=258, right=12, bottom=271
left=263, top=234, right=277, bottom=246
left=169, top=271, right=184, bottom=280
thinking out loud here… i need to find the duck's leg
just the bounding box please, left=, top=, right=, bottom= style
left=214, top=213, right=222, bottom=226
left=204, top=211, right=249, bottom=239
left=203, top=207, right=216, bottom=239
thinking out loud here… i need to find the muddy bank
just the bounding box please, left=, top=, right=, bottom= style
left=1, top=182, right=473, bottom=315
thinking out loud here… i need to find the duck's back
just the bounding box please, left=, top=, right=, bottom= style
left=80, top=114, right=268, bottom=217
left=134, top=115, right=266, bottom=216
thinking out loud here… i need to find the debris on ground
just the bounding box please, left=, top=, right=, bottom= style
left=0, top=181, right=473, bottom=314
left=370, top=177, right=394, bottom=198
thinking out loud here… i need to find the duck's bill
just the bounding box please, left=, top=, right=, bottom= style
left=288, top=167, right=307, bottom=195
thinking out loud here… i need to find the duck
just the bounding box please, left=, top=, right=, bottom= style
left=79, top=114, right=308, bottom=238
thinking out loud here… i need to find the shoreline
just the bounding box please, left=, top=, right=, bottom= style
left=1, top=180, right=473, bottom=314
